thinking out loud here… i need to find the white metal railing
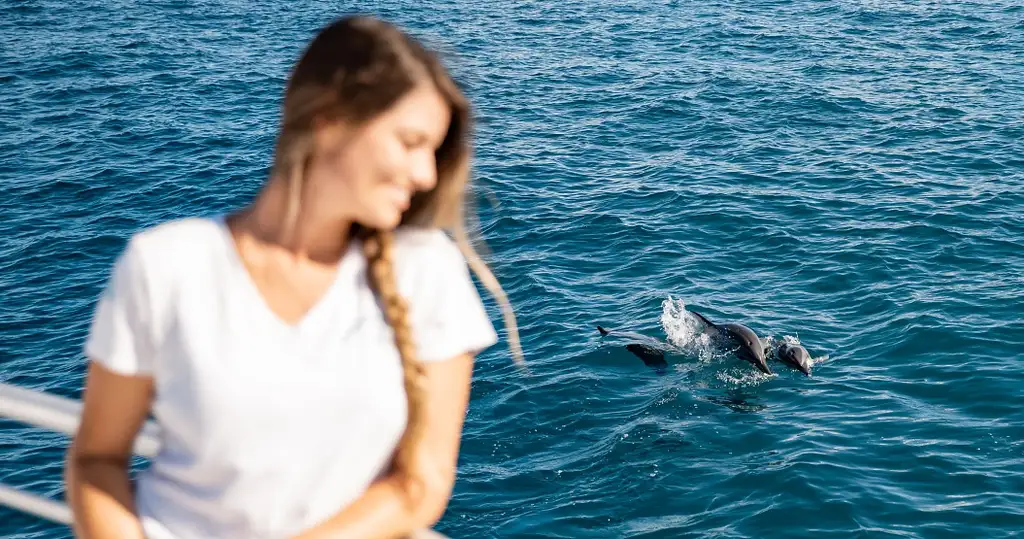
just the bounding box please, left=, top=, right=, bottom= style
left=0, top=382, right=448, bottom=538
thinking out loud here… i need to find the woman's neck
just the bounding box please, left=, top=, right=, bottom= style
left=231, top=176, right=354, bottom=265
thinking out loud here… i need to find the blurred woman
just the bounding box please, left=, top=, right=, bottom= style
left=65, top=15, right=522, bottom=539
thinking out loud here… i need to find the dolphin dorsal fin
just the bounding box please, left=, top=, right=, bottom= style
left=597, top=325, right=610, bottom=336
left=688, top=310, right=716, bottom=328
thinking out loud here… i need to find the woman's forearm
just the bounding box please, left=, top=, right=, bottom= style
left=64, top=449, right=146, bottom=539
left=293, top=472, right=449, bottom=539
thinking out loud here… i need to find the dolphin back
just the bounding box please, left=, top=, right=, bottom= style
left=721, top=323, right=759, bottom=345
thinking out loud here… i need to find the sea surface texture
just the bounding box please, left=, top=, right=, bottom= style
left=2, top=1, right=1023, bottom=537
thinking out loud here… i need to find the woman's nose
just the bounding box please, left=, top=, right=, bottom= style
left=407, top=150, right=437, bottom=191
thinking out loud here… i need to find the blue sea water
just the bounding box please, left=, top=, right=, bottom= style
left=2, top=0, right=1023, bottom=537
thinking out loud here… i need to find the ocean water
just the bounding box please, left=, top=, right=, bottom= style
left=2, top=0, right=1023, bottom=537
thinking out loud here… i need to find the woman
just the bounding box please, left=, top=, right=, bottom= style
left=64, top=15, right=523, bottom=539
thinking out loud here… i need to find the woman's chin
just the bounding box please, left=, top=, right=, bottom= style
left=358, top=209, right=403, bottom=231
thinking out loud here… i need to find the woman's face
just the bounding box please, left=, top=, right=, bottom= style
left=306, top=82, right=453, bottom=231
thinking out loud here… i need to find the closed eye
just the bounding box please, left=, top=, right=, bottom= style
left=402, top=136, right=424, bottom=148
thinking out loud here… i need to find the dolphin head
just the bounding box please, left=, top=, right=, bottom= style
left=723, top=323, right=772, bottom=375
left=777, top=343, right=812, bottom=376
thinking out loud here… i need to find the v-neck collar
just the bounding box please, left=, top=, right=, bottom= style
left=212, top=214, right=361, bottom=333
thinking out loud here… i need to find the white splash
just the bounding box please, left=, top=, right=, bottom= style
left=659, top=295, right=703, bottom=348
left=659, top=295, right=717, bottom=363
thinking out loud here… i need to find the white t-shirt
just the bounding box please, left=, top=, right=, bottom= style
left=83, top=215, right=499, bottom=539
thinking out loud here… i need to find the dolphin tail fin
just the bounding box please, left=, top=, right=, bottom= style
left=597, top=325, right=610, bottom=336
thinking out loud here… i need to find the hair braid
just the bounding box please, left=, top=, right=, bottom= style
left=362, top=229, right=429, bottom=502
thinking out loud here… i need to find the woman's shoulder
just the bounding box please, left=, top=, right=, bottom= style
left=130, top=215, right=223, bottom=252
left=388, top=227, right=499, bottom=361
left=85, top=216, right=226, bottom=374
left=118, top=215, right=226, bottom=282
left=388, top=226, right=483, bottom=298
left=390, top=226, right=464, bottom=265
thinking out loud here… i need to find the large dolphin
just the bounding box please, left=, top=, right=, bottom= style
left=767, top=341, right=813, bottom=376
left=688, top=310, right=772, bottom=375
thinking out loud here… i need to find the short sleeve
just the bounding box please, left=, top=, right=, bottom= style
left=84, top=238, right=156, bottom=377
left=406, top=232, right=499, bottom=363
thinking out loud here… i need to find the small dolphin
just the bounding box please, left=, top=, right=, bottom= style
left=770, top=342, right=812, bottom=376
left=688, top=310, right=772, bottom=375
left=597, top=326, right=671, bottom=370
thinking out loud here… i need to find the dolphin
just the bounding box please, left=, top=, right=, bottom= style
left=768, top=341, right=812, bottom=376
left=688, top=310, right=772, bottom=375
left=597, top=326, right=671, bottom=370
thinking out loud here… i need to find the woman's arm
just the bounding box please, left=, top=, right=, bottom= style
left=65, top=360, right=155, bottom=539
left=293, top=352, right=475, bottom=539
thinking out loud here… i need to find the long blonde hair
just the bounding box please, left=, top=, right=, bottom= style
left=271, top=15, right=524, bottom=501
